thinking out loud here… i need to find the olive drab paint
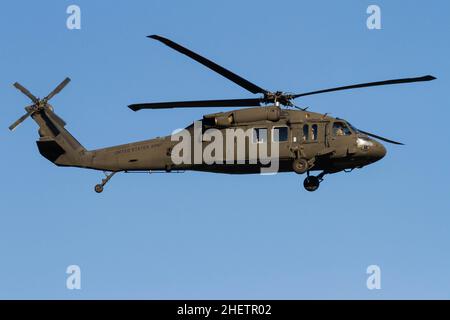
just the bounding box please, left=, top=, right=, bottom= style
left=9, top=36, right=435, bottom=193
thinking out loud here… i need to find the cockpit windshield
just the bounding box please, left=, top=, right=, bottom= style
left=345, top=121, right=359, bottom=133
left=332, top=122, right=352, bottom=136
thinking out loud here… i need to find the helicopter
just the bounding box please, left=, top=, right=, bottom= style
left=9, top=35, right=435, bottom=193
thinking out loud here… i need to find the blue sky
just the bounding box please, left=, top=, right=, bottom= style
left=0, top=0, right=449, bottom=299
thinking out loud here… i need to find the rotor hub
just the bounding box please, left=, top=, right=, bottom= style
left=263, top=91, right=294, bottom=107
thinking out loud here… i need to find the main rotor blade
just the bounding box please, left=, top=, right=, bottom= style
left=13, top=82, right=39, bottom=103
left=129, top=98, right=263, bottom=111
left=148, top=35, right=268, bottom=95
left=291, top=75, right=436, bottom=99
left=44, top=77, right=71, bottom=101
left=8, top=109, right=34, bottom=131
left=358, top=129, right=404, bottom=145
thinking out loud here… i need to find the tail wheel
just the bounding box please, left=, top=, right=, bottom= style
left=94, top=184, right=104, bottom=193
left=292, top=158, right=309, bottom=174
left=303, top=176, right=320, bottom=192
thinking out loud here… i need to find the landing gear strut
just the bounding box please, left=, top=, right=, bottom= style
left=94, top=171, right=117, bottom=193
left=303, top=171, right=326, bottom=192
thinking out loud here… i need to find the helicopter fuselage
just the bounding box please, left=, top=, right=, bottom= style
left=74, top=106, right=386, bottom=175
left=11, top=34, right=430, bottom=193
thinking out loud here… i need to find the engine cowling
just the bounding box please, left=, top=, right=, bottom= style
left=203, top=106, right=281, bottom=127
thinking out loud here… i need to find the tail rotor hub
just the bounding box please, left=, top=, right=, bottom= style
left=8, top=77, right=71, bottom=131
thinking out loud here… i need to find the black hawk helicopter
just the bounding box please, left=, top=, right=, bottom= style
left=9, top=35, right=436, bottom=193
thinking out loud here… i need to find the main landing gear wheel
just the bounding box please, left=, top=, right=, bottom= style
left=303, top=171, right=327, bottom=192
left=293, top=158, right=309, bottom=174
left=303, top=176, right=320, bottom=192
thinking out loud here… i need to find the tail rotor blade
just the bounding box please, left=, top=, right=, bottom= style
left=44, top=77, right=71, bottom=101
left=13, top=82, right=39, bottom=103
left=8, top=109, right=34, bottom=131
left=358, top=129, right=404, bottom=145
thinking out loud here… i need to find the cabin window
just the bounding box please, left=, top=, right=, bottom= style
left=311, top=124, right=318, bottom=141
left=333, top=122, right=352, bottom=136
left=272, top=126, right=288, bottom=142
left=303, top=124, right=309, bottom=141
left=253, top=128, right=267, bottom=143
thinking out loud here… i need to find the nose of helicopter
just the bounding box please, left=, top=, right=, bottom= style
left=369, top=141, right=387, bottom=162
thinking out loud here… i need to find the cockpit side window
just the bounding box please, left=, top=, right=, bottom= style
left=333, top=122, right=352, bottom=136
